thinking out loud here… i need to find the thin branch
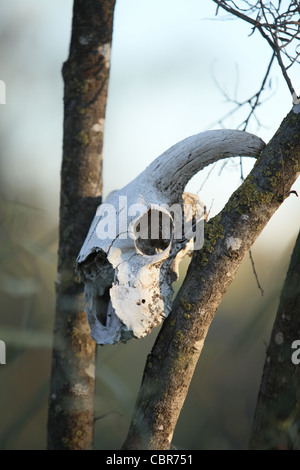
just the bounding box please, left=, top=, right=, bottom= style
left=94, top=411, right=123, bottom=422
left=241, top=52, right=276, bottom=131
left=209, top=52, right=276, bottom=132
left=212, top=0, right=300, bottom=101
left=249, top=249, right=264, bottom=296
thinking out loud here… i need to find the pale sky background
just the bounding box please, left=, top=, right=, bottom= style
left=0, top=0, right=299, bottom=253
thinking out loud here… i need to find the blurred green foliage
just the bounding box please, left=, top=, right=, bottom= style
left=0, top=194, right=57, bottom=449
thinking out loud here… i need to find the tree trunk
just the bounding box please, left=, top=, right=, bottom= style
left=47, top=0, right=116, bottom=450
left=122, top=106, right=300, bottom=450
left=249, top=229, right=300, bottom=450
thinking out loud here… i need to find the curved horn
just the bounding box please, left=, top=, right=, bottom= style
left=138, top=129, right=265, bottom=203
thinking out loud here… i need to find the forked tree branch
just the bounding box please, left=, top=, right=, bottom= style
left=122, top=104, right=300, bottom=450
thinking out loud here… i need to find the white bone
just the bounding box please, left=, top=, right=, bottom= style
left=75, top=129, right=265, bottom=344
left=137, top=129, right=265, bottom=203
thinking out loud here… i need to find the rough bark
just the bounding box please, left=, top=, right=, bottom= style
left=47, top=0, right=116, bottom=450
left=122, top=105, right=300, bottom=450
left=249, top=229, right=300, bottom=450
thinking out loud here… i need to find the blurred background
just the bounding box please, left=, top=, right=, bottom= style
left=0, top=0, right=299, bottom=450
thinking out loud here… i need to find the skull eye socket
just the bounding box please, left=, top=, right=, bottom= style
left=133, top=208, right=173, bottom=256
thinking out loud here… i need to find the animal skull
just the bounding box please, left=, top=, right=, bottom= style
left=75, top=129, right=265, bottom=344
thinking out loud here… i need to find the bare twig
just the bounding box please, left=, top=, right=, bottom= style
left=94, top=411, right=123, bottom=422
left=249, top=249, right=264, bottom=296
left=212, top=0, right=300, bottom=102
left=210, top=52, right=276, bottom=132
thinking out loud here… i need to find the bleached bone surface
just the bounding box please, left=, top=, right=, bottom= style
left=75, top=129, right=265, bottom=345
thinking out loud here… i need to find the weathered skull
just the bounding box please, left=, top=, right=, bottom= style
left=75, top=129, right=265, bottom=344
